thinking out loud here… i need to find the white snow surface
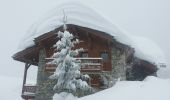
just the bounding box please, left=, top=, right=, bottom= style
left=0, top=75, right=170, bottom=100
left=53, top=92, right=77, bottom=100
left=78, top=76, right=170, bottom=100
left=18, top=2, right=166, bottom=65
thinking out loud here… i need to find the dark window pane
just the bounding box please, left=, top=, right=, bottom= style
left=80, top=52, right=88, bottom=58
left=101, top=52, right=108, bottom=61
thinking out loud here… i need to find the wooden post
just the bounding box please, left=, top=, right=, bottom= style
left=22, top=63, right=31, bottom=94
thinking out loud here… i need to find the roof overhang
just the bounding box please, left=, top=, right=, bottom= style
left=12, top=24, right=114, bottom=65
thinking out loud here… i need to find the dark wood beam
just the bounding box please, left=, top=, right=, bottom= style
left=22, top=63, right=31, bottom=94
left=76, top=25, right=114, bottom=42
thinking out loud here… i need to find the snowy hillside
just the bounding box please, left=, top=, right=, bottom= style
left=78, top=76, right=170, bottom=100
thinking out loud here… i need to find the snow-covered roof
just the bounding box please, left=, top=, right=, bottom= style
left=18, top=2, right=166, bottom=66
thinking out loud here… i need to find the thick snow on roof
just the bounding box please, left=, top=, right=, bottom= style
left=18, top=2, right=166, bottom=65
left=129, top=35, right=166, bottom=66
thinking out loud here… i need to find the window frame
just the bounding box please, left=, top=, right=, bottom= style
left=100, top=52, right=109, bottom=62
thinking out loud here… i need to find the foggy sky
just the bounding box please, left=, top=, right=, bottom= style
left=0, top=0, right=170, bottom=81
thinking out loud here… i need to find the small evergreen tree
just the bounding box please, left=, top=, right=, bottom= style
left=49, top=30, right=91, bottom=99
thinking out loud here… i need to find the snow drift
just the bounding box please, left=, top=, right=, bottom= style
left=1, top=76, right=170, bottom=100
left=78, top=76, right=170, bottom=100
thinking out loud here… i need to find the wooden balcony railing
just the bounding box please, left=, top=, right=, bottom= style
left=45, top=57, right=103, bottom=72
left=77, top=58, right=103, bottom=71
left=21, top=84, right=36, bottom=99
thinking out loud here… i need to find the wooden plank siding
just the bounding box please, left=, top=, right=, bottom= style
left=43, top=25, right=113, bottom=90
left=45, top=25, right=113, bottom=72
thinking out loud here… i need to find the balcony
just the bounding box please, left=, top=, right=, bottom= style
left=21, top=84, right=36, bottom=99
left=77, top=58, right=103, bottom=72
left=45, top=57, right=103, bottom=73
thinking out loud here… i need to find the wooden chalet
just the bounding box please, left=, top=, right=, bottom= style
left=12, top=3, right=158, bottom=100
left=13, top=24, right=157, bottom=100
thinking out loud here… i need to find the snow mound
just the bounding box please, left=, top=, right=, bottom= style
left=53, top=92, right=77, bottom=100
left=78, top=76, right=170, bottom=100
left=18, top=2, right=166, bottom=65
left=143, top=75, right=159, bottom=81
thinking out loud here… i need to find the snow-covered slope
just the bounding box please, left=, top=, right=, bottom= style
left=78, top=76, right=170, bottom=100
left=18, top=2, right=166, bottom=66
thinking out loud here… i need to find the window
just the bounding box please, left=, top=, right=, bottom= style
left=80, top=52, right=88, bottom=58
left=100, top=52, right=108, bottom=61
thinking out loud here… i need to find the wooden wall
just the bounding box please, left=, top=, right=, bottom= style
left=45, top=25, right=113, bottom=72
left=44, top=25, right=113, bottom=89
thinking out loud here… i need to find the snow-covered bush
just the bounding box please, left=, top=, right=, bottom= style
left=49, top=30, right=92, bottom=99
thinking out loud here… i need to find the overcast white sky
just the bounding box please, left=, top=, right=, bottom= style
left=0, top=0, right=170, bottom=82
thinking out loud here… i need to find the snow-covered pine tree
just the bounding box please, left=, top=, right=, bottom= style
left=49, top=30, right=91, bottom=99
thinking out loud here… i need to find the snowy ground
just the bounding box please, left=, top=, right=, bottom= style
left=78, top=76, right=170, bottom=100
left=0, top=68, right=170, bottom=100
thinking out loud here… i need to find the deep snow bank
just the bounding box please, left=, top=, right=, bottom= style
left=0, top=76, right=170, bottom=100
left=78, top=76, right=170, bottom=100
